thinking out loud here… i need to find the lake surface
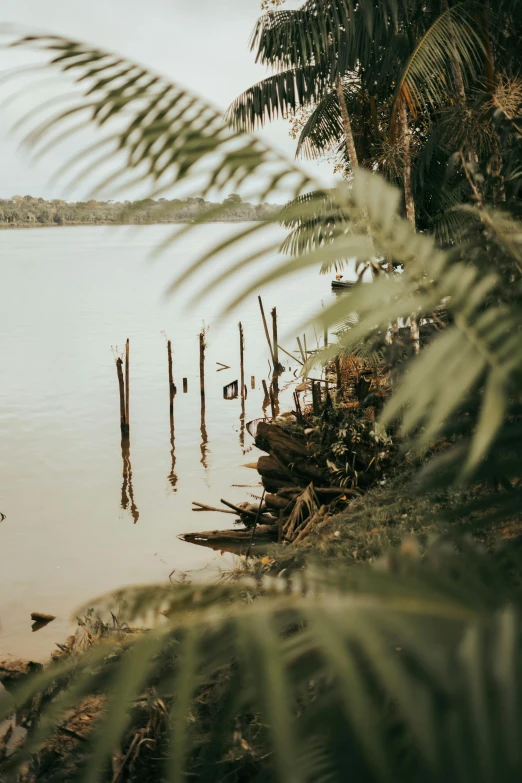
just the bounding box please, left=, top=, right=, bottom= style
left=0, top=224, right=334, bottom=660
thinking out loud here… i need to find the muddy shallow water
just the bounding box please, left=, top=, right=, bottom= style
left=0, top=223, right=335, bottom=660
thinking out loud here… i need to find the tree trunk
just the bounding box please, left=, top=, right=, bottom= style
left=336, top=75, right=359, bottom=173
left=399, top=102, right=419, bottom=354
left=400, top=102, right=415, bottom=226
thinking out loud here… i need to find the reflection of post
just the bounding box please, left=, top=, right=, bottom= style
left=121, top=438, right=139, bottom=524
left=167, top=340, right=177, bottom=491
left=125, top=339, right=130, bottom=429
left=239, top=322, right=245, bottom=449
left=200, top=394, right=208, bottom=470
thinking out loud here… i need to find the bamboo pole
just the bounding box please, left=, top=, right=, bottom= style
left=278, top=343, right=303, bottom=366
left=271, top=307, right=283, bottom=373
left=167, top=340, right=176, bottom=408
left=239, top=322, right=245, bottom=401
left=116, top=358, right=129, bottom=439
left=296, top=336, right=306, bottom=364
left=199, top=330, right=206, bottom=400
left=258, top=296, right=275, bottom=365
left=125, top=339, right=130, bottom=429
left=167, top=340, right=177, bottom=491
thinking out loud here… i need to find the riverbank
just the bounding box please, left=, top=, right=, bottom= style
left=0, top=218, right=267, bottom=229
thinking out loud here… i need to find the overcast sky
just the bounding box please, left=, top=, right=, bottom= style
left=0, top=0, right=336, bottom=200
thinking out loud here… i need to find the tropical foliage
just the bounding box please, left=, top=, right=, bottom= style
left=229, top=0, right=522, bottom=230
left=1, top=1, right=522, bottom=780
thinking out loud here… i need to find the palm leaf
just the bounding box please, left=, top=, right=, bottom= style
left=390, top=3, right=484, bottom=128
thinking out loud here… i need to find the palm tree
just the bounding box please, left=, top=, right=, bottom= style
left=228, top=0, right=522, bottom=231
left=0, top=17, right=522, bottom=782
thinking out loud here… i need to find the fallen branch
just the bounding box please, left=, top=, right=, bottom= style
left=192, top=502, right=236, bottom=515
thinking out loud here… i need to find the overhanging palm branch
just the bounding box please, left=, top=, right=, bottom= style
left=389, top=2, right=485, bottom=128
left=3, top=543, right=522, bottom=782
left=1, top=31, right=312, bottom=201
left=295, top=79, right=360, bottom=161
left=226, top=64, right=331, bottom=132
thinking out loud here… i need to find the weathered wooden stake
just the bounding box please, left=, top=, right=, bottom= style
left=271, top=307, right=283, bottom=373
left=262, top=379, right=270, bottom=413
left=251, top=375, right=255, bottom=389
left=268, top=384, right=277, bottom=419
left=183, top=378, right=188, bottom=393
left=239, top=322, right=245, bottom=401
left=116, top=357, right=129, bottom=438
left=258, top=296, right=276, bottom=365
left=167, top=339, right=176, bottom=411
left=125, top=339, right=130, bottom=428
left=199, top=330, right=206, bottom=400
left=324, top=324, right=328, bottom=348
left=167, top=340, right=177, bottom=491
left=296, top=336, right=306, bottom=364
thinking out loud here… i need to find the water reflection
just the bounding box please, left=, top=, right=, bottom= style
left=239, top=394, right=246, bottom=451
left=200, top=397, right=209, bottom=473
left=168, top=409, right=178, bottom=492
left=121, top=438, right=140, bottom=524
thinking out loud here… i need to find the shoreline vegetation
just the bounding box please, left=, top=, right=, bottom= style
left=0, top=194, right=280, bottom=227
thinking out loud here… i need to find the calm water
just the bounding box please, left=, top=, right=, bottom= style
left=0, top=224, right=333, bottom=660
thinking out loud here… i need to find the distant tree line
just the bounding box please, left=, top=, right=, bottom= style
left=0, top=193, right=281, bottom=226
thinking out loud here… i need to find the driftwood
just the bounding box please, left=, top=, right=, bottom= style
left=192, top=502, right=236, bottom=515
left=219, top=499, right=274, bottom=526
left=257, top=455, right=297, bottom=484
left=0, top=656, right=42, bottom=689
left=178, top=525, right=277, bottom=555
left=265, top=493, right=294, bottom=511
left=31, top=612, right=56, bottom=623
left=255, top=422, right=309, bottom=460
left=294, top=506, right=327, bottom=544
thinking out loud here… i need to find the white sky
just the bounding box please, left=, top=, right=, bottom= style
left=0, top=0, right=337, bottom=200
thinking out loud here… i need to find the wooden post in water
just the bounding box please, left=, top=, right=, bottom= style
left=239, top=322, right=245, bottom=401
left=271, top=307, right=283, bottom=373
left=199, top=330, right=206, bottom=400
left=251, top=375, right=255, bottom=389
left=167, top=340, right=176, bottom=413
left=324, top=324, right=328, bottom=348
left=116, top=357, right=129, bottom=439
left=183, top=378, right=188, bottom=394
left=258, top=296, right=275, bottom=366
left=125, top=339, right=130, bottom=429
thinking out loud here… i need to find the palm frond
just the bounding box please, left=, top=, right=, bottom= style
left=2, top=31, right=312, bottom=201
left=4, top=546, right=522, bottom=782
left=390, top=3, right=485, bottom=128
left=226, top=65, right=330, bottom=132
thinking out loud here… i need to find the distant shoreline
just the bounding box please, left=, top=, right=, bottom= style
left=0, top=219, right=263, bottom=229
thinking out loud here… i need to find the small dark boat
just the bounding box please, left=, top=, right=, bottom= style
left=331, top=279, right=356, bottom=290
